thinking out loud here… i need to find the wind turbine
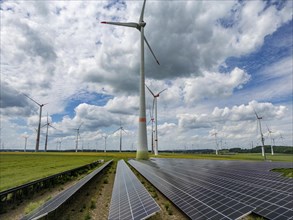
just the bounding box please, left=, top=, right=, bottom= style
left=42, top=113, right=57, bottom=152
left=24, top=94, right=47, bottom=152
left=103, top=135, right=108, bottom=153
left=145, top=85, right=167, bottom=155
left=211, top=132, right=219, bottom=155
left=22, top=134, right=29, bottom=152
left=254, top=109, right=266, bottom=160
left=267, top=125, right=274, bottom=156
left=147, top=105, right=155, bottom=154
left=56, top=138, right=62, bottom=151
left=74, top=122, right=83, bottom=152
left=113, top=121, right=127, bottom=152
left=101, top=0, right=160, bottom=160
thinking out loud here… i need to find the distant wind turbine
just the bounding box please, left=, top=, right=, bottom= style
left=56, top=138, right=62, bottom=151
left=148, top=105, right=155, bottom=154
left=211, top=132, right=219, bottom=155
left=42, top=113, right=57, bottom=152
left=24, top=94, right=48, bottom=152
left=22, top=135, right=29, bottom=152
left=74, top=122, right=83, bottom=152
left=103, top=135, right=108, bottom=153
left=101, top=0, right=160, bottom=160
left=145, top=85, right=167, bottom=156
left=113, top=121, right=127, bottom=152
left=267, top=125, right=275, bottom=156
left=254, top=109, right=266, bottom=160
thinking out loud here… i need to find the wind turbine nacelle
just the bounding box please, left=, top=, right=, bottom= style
left=139, top=21, right=146, bottom=27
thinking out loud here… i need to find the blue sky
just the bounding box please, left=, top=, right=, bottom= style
left=0, top=0, right=292, bottom=151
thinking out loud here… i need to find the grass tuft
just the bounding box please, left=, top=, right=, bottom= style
left=24, top=200, right=43, bottom=214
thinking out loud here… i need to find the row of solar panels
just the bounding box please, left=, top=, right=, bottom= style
left=108, top=160, right=160, bottom=220
left=128, top=158, right=293, bottom=220
left=22, top=160, right=113, bottom=220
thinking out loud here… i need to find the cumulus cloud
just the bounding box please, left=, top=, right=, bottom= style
left=183, top=67, right=250, bottom=103
left=178, top=100, right=287, bottom=130
left=105, top=96, right=139, bottom=115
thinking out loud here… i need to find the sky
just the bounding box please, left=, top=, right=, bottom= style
left=0, top=0, right=292, bottom=152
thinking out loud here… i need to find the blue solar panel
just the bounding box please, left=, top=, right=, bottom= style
left=108, top=160, right=160, bottom=220
left=129, top=158, right=292, bottom=220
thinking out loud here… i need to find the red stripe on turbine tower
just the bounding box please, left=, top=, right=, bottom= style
left=139, top=117, right=146, bottom=122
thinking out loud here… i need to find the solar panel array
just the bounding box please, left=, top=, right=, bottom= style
left=22, top=160, right=113, bottom=220
left=129, top=158, right=293, bottom=220
left=108, top=160, right=160, bottom=220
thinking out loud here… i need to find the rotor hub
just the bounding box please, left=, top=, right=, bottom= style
left=139, top=21, right=146, bottom=27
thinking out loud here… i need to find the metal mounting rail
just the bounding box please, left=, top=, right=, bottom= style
left=21, top=160, right=113, bottom=220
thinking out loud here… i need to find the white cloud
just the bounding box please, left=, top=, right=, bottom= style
left=183, top=68, right=250, bottom=103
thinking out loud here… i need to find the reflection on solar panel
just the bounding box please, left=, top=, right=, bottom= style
left=129, top=158, right=293, bottom=220
left=108, top=160, right=160, bottom=220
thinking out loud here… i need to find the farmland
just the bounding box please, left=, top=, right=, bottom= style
left=0, top=152, right=111, bottom=191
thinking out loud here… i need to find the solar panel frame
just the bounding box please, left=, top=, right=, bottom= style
left=108, top=160, right=160, bottom=220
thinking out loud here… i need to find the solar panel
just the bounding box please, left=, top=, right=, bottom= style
left=22, top=160, right=113, bottom=220
left=108, top=160, right=160, bottom=220
left=129, top=158, right=293, bottom=220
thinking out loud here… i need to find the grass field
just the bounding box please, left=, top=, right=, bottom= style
left=0, top=152, right=112, bottom=192
left=0, top=152, right=291, bottom=192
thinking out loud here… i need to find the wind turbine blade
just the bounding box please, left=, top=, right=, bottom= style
left=122, top=128, right=127, bottom=134
left=78, top=122, right=83, bottom=129
left=101, top=21, right=138, bottom=29
left=49, top=124, right=57, bottom=130
left=266, top=125, right=270, bottom=132
left=144, top=36, right=160, bottom=65
left=148, top=105, right=152, bottom=118
left=152, top=98, right=155, bottom=116
left=24, top=94, right=41, bottom=106
left=158, top=88, right=167, bottom=95
left=113, top=128, right=120, bottom=134
left=253, top=108, right=262, bottom=119
left=145, top=84, right=155, bottom=97
left=139, top=0, right=147, bottom=23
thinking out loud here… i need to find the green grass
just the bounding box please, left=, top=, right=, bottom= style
left=0, top=151, right=291, bottom=192
left=155, top=152, right=293, bottom=162
left=0, top=152, right=107, bottom=191
left=271, top=168, right=293, bottom=178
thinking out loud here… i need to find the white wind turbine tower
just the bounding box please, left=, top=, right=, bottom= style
left=22, top=134, right=29, bottom=152
left=267, top=125, right=275, bottom=156
left=101, top=0, right=160, bottom=159
left=254, top=109, right=266, bottom=160
left=145, top=85, right=167, bottom=155
left=211, top=132, right=219, bottom=155
left=74, top=122, right=83, bottom=152
left=42, top=113, right=57, bottom=152
left=147, top=105, right=155, bottom=153
left=103, top=135, right=108, bottom=153
left=24, top=94, right=48, bottom=152
left=56, top=138, right=62, bottom=151
left=113, top=121, right=127, bottom=153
